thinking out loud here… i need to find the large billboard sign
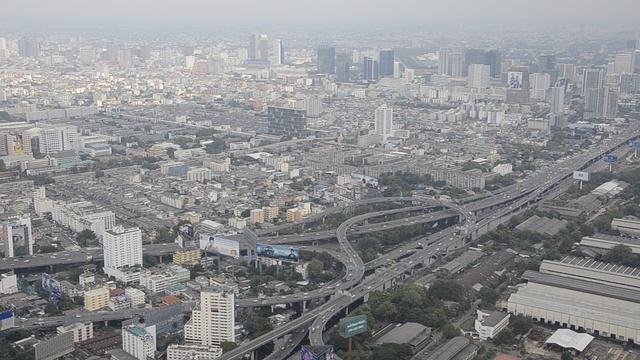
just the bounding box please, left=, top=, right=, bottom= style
left=199, top=235, right=240, bottom=258
left=507, top=72, right=523, bottom=89
left=604, top=154, right=619, bottom=164
left=256, top=243, right=299, bottom=263
left=42, top=273, right=63, bottom=304
left=339, top=315, right=368, bottom=338
left=301, top=346, right=333, bottom=360
left=573, top=171, right=590, bottom=182
left=0, top=310, right=14, bottom=330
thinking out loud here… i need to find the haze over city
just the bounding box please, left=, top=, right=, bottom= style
left=1, top=1, right=640, bottom=360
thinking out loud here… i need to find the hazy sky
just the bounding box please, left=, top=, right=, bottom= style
left=2, top=0, right=640, bottom=28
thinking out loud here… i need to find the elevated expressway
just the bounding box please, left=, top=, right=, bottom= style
left=223, top=123, right=640, bottom=359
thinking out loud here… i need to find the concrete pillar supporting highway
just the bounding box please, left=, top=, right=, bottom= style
left=302, top=300, right=307, bottom=312
left=271, top=305, right=275, bottom=313
left=250, top=350, right=256, bottom=360
left=364, top=293, right=369, bottom=303
left=104, top=321, right=108, bottom=327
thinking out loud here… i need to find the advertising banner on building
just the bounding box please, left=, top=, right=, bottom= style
left=199, top=235, right=240, bottom=258
left=256, top=243, right=299, bottom=263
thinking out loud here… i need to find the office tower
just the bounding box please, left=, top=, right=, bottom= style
left=271, top=39, right=284, bottom=65
left=530, top=73, right=551, bottom=100
left=485, top=50, right=502, bottom=78
left=584, top=87, right=605, bottom=118
left=603, top=87, right=619, bottom=118
left=305, top=97, right=323, bottom=118
left=538, top=54, right=556, bottom=73
left=505, top=67, right=531, bottom=104
left=447, top=51, right=465, bottom=77
left=317, top=46, right=336, bottom=74
left=122, top=324, right=156, bottom=360
left=248, top=34, right=259, bottom=60
left=363, top=57, right=379, bottom=82
left=464, top=49, right=487, bottom=75
left=184, top=287, right=235, bottom=346
left=468, top=64, right=491, bottom=88
left=35, top=125, right=80, bottom=154
left=613, top=51, right=635, bottom=74
left=379, top=49, right=394, bottom=77
left=556, top=63, right=577, bottom=82
left=550, top=85, right=566, bottom=114
left=103, top=226, right=143, bottom=279
left=18, top=38, right=40, bottom=58
left=438, top=48, right=449, bottom=75
left=267, top=107, right=307, bottom=137
left=374, top=104, right=393, bottom=140
left=582, top=67, right=605, bottom=95
left=259, top=34, right=269, bottom=61
left=335, top=52, right=351, bottom=83
left=1, top=215, right=33, bottom=258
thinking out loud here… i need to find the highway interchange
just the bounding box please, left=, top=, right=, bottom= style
left=11, top=122, right=640, bottom=359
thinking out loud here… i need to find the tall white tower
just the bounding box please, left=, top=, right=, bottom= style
left=184, top=287, right=235, bottom=346
left=103, top=226, right=142, bottom=278
left=374, top=104, right=393, bottom=140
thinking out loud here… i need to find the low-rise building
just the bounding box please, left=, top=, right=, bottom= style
left=474, top=310, right=510, bottom=340
left=84, top=287, right=110, bottom=311
left=166, top=344, right=222, bottom=360
left=174, top=249, right=202, bottom=266
left=57, top=322, right=94, bottom=343
left=140, top=264, right=190, bottom=293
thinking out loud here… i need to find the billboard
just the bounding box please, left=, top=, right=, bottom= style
left=573, top=171, right=590, bottom=182
left=199, top=235, right=240, bottom=258
left=604, top=154, right=619, bottom=164
left=507, top=72, right=523, bottom=89
left=256, top=243, right=299, bottom=263
left=339, top=315, right=368, bottom=338
left=351, top=174, right=379, bottom=187
left=42, top=273, right=63, bottom=304
left=0, top=310, right=14, bottom=330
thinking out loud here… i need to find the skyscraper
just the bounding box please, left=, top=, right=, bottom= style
left=18, top=38, right=40, bottom=58
left=335, top=52, right=351, bottom=83
left=374, top=104, right=393, bottom=140
left=317, top=46, right=336, bottom=74
left=464, top=49, right=487, bottom=75
left=505, top=67, right=531, bottom=104
left=550, top=85, right=566, bottom=115
left=438, top=48, right=449, bottom=75
left=248, top=34, right=259, bottom=60
left=603, top=87, right=619, bottom=119
left=379, top=49, right=394, bottom=77
left=103, top=226, right=143, bottom=281
left=363, top=57, right=379, bottom=82
left=582, top=67, right=605, bottom=95
left=184, top=287, right=235, bottom=346
left=271, top=39, right=284, bottom=65
left=468, top=64, right=491, bottom=88
left=1, top=215, right=33, bottom=258
left=485, top=50, right=502, bottom=78
left=267, top=107, right=307, bottom=137
left=538, top=54, right=556, bottom=73
left=259, top=34, right=269, bottom=61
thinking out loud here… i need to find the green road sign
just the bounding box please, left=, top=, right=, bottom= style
left=339, top=315, right=368, bottom=338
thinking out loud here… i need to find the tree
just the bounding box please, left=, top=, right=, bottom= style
left=166, top=148, right=176, bottom=159
left=370, top=343, right=412, bottom=360
left=0, top=159, right=6, bottom=172
left=479, top=287, right=499, bottom=309
left=603, top=245, right=640, bottom=267
left=76, top=230, right=97, bottom=247
left=561, top=351, right=573, bottom=360
left=220, top=342, right=238, bottom=353
left=510, top=314, right=533, bottom=335
left=441, top=322, right=459, bottom=339
left=427, top=280, right=464, bottom=301
left=95, top=170, right=105, bottom=178
left=493, top=328, right=515, bottom=345
left=307, top=259, right=324, bottom=282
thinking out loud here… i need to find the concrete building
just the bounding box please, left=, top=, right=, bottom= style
left=187, top=167, right=213, bottom=183
left=468, top=64, right=490, bottom=89
left=84, top=287, right=110, bottom=311
left=122, top=324, right=156, bottom=360
left=474, top=310, right=510, bottom=340
left=0, top=272, right=18, bottom=294
left=125, top=287, right=146, bottom=307
left=250, top=209, right=265, bottom=224
left=51, top=201, right=115, bottom=238
left=184, top=287, right=235, bottom=346
left=103, top=226, right=143, bottom=283
left=508, top=257, right=640, bottom=343
left=166, top=344, right=222, bottom=360
left=57, top=322, right=94, bottom=343
left=374, top=104, right=393, bottom=140
left=267, top=107, right=307, bottom=138
left=1, top=214, right=33, bottom=258
left=139, top=264, right=190, bottom=293
left=160, top=162, right=189, bottom=177
left=173, top=248, right=202, bottom=266
left=611, top=217, right=640, bottom=237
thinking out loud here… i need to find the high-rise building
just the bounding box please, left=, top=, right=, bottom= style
left=317, top=46, right=336, bottom=74
left=1, top=215, right=33, bottom=258
left=122, top=324, right=156, bottom=360
left=259, top=35, right=269, bottom=61
left=505, top=67, right=531, bottom=104
left=584, top=87, right=605, bottom=118
left=103, top=226, right=143, bottom=280
left=271, top=39, right=284, bottom=65
left=267, top=107, right=307, bottom=137
left=18, top=37, right=40, bottom=58
left=248, top=34, right=259, bottom=60
left=538, top=54, right=556, bottom=73
left=530, top=73, right=551, bottom=100
left=468, top=64, right=491, bottom=88
left=613, top=51, right=635, bottom=74
left=448, top=51, right=465, bottom=77
left=485, top=50, right=502, bottom=78
left=582, top=67, right=606, bottom=95
left=550, top=86, right=566, bottom=114
left=603, top=87, right=619, bottom=119
left=379, top=49, right=394, bottom=77
left=184, top=287, right=235, bottom=346
left=438, top=48, right=449, bottom=75
left=335, top=52, right=351, bottom=83
left=374, top=104, right=393, bottom=140
left=363, top=57, right=379, bottom=82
